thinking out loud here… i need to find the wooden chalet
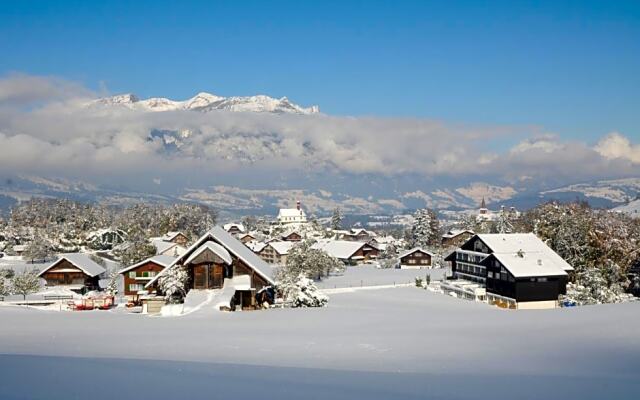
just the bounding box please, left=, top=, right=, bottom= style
left=281, top=231, right=302, bottom=242
left=119, top=255, right=176, bottom=300
left=445, top=233, right=573, bottom=309
left=441, top=229, right=475, bottom=247
left=259, top=241, right=295, bottom=265
left=38, top=253, right=106, bottom=294
left=161, top=231, right=190, bottom=246
left=311, top=240, right=379, bottom=265
left=146, top=226, right=275, bottom=310
left=398, top=247, right=433, bottom=269
left=223, top=223, right=245, bottom=235
left=238, top=233, right=256, bottom=244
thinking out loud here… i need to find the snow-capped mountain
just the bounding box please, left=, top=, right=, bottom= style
left=90, top=92, right=319, bottom=114
left=539, top=178, right=640, bottom=207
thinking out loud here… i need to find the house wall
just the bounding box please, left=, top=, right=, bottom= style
left=122, top=261, right=165, bottom=296
left=171, top=234, right=189, bottom=246
left=442, top=232, right=473, bottom=247
left=400, top=251, right=432, bottom=267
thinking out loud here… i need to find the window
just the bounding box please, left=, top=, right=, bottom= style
left=129, top=284, right=144, bottom=292
left=141, top=271, right=150, bottom=278
left=128, top=272, right=136, bottom=278
left=487, top=271, right=493, bottom=278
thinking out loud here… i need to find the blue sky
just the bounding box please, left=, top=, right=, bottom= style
left=1, top=0, right=638, bottom=143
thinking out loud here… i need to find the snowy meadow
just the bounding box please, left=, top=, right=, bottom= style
left=1, top=286, right=639, bottom=400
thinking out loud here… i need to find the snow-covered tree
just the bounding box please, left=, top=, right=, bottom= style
left=12, top=271, right=40, bottom=300
left=105, top=270, right=119, bottom=295
left=0, top=276, right=10, bottom=297
left=277, top=241, right=344, bottom=281
left=158, top=266, right=190, bottom=303
left=331, top=207, right=343, bottom=230
left=410, top=208, right=439, bottom=248
left=496, top=206, right=514, bottom=234
left=22, top=233, right=53, bottom=263
left=277, top=274, right=328, bottom=307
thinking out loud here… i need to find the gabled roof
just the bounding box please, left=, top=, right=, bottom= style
left=311, top=240, right=369, bottom=260
left=267, top=241, right=296, bottom=256
left=277, top=208, right=306, bottom=218
left=245, top=240, right=267, bottom=253
left=146, top=226, right=275, bottom=288
left=398, top=247, right=434, bottom=259
left=184, top=241, right=232, bottom=266
left=151, top=238, right=179, bottom=254
left=39, top=253, right=106, bottom=278
left=118, top=254, right=176, bottom=274
left=223, top=223, right=245, bottom=233
left=162, top=231, right=186, bottom=241
left=442, top=229, right=475, bottom=239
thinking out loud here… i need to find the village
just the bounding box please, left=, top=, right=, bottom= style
left=1, top=198, right=638, bottom=315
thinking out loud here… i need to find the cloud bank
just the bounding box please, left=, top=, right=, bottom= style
left=0, top=74, right=638, bottom=194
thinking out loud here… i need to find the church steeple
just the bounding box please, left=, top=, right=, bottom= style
left=480, top=197, right=486, bottom=209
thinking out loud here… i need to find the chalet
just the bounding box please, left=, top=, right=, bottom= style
left=341, top=228, right=376, bottom=242
left=161, top=231, right=190, bottom=246
left=445, top=233, right=573, bottom=309
left=398, top=247, right=433, bottom=269
left=223, top=223, right=245, bottom=235
left=38, top=253, right=106, bottom=294
left=277, top=201, right=307, bottom=225
left=238, top=233, right=256, bottom=244
left=281, top=230, right=302, bottom=242
left=119, top=254, right=175, bottom=300
left=441, top=229, right=475, bottom=247
left=259, top=241, right=295, bottom=265
left=311, top=240, right=379, bottom=265
left=146, top=226, right=275, bottom=311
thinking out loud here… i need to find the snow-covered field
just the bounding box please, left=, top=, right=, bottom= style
left=1, top=287, right=639, bottom=399
left=316, top=264, right=446, bottom=289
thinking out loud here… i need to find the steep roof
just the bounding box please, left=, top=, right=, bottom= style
left=484, top=252, right=568, bottom=278
left=151, top=238, right=179, bottom=254
left=162, top=231, right=185, bottom=241
left=118, top=254, right=176, bottom=274
left=311, top=240, right=368, bottom=260
left=184, top=241, right=232, bottom=266
left=146, top=226, right=275, bottom=288
left=223, top=223, right=245, bottom=233
left=39, top=253, right=106, bottom=278
left=398, top=247, right=434, bottom=259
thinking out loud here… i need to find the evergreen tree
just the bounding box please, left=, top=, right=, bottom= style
left=410, top=208, right=440, bottom=248
left=496, top=206, right=514, bottom=234
left=331, top=207, right=343, bottom=230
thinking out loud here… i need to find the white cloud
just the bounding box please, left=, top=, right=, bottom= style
left=595, top=132, right=640, bottom=163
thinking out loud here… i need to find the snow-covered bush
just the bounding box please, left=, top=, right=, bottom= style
left=0, top=276, right=10, bottom=297
left=277, top=274, right=328, bottom=308
left=105, top=270, right=119, bottom=295
left=415, top=277, right=423, bottom=287
left=158, top=266, right=189, bottom=304
left=563, top=263, right=635, bottom=305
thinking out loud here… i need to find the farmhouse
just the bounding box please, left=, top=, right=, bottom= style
left=312, top=240, right=379, bottom=265
left=161, top=231, right=190, bottom=246
left=146, top=226, right=275, bottom=310
left=445, top=233, right=573, bottom=309
left=38, top=253, right=106, bottom=293
left=277, top=201, right=307, bottom=225
left=223, top=223, right=245, bottom=235
left=281, top=230, right=302, bottom=242
left=119, top=254, right=175, bottom=300
left=259, top=241, right=295, bottom=265
left=441, top=229, right=475, bottom=247
left=398, top=247, right=433, bottom=269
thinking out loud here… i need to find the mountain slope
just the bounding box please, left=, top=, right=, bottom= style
left=90, top=92, right=319, bottom=114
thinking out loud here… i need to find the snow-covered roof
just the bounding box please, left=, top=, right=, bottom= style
left=118, top=254, right=176, bottom=274
left=245, top=240, right=267, bottom=253
left=475, top=233, right=573, bottom=275
left=184, top=241, right=232, bottom=266
left=146, top=226, right=275, bottom=288
left=311, top=240, right=368, bottom=260
left=267, top=241, right=296, bottom=256
left=151, top=238, right=178, bottom=254
left=162, top=231, right=185, bottom=241
left=442, top=229, right=475, bottom=239
left=487, top=252, right=568, bottom=278
left=398, top=247, right=434, bottom=259
left=223, top=223, right=245, bottom=233
left=39, top=253, right=106, bottom=278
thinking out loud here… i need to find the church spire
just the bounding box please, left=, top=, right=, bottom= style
left=480, top=197, right=486, bottom=209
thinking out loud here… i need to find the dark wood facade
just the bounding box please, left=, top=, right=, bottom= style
left=282, top=232, right=302, bottom=241
left=40, top=259, right=100, bottom=293
left=400, top=249, right=432, bottom=267
left=122, top=261, right=165, bottom=296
